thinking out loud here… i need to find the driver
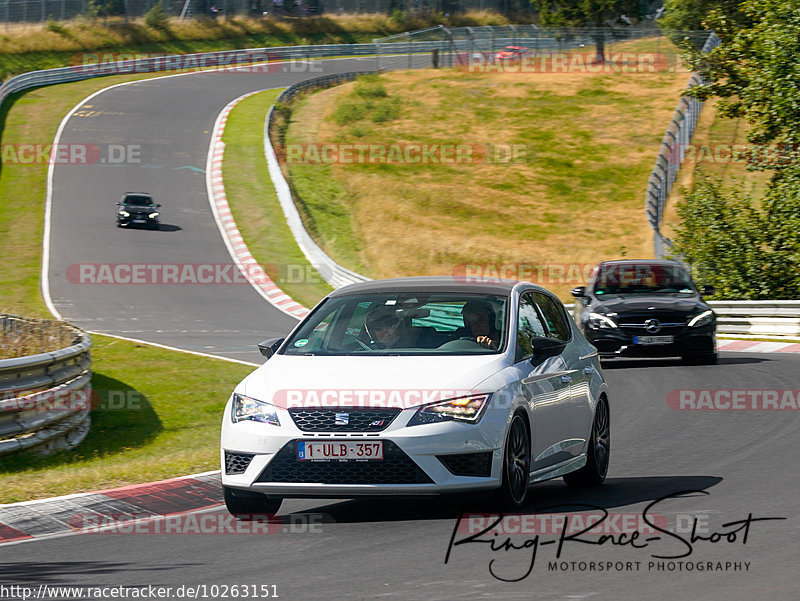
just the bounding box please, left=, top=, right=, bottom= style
left=461, top=300, right=500, bottom=350
left=364, top=306, right=404, bottom=349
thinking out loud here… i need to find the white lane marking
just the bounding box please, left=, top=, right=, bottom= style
left=87, top=331, right=259, bottom=366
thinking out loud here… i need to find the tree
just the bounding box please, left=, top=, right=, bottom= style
left=685, top=0, right=800, bottom=172
left=531, top=1, right=643, bottom=62
left=658, top=0, right=750, bottom=33
left=671, top=176, right=800, bottom=299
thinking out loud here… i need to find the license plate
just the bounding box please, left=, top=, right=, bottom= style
left=297, top=441, right=383, bottom=461
left=132, top=219, right=146, bottom=223
left=633, top=335, right=674, bottom=345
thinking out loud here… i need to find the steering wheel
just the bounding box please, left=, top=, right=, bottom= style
left=342, top=332, right=373, bottom=351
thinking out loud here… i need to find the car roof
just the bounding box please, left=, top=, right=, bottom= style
left=123, top=192, right=152, bottom=197
left=327, top=276, right=521, bottom=298
left=596, top=259, right=686, bottom=267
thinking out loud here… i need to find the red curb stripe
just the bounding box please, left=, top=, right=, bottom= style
left=0, top=522, right=35, bottom=543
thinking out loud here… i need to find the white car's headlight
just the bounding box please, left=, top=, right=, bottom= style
left=119, top=210, right=130, bottom=217
left=688, top=310, right=714, bottom=327
left=587, top=312, right=617, bottom=329
left=231, top=393, right=280, bottom=425
left=148, top=212, right=159, bottom=219
left=407, top=394, right=490, bottom=426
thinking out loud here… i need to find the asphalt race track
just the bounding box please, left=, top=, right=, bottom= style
left=8, top=57, right=799, bottom=600
left=47, top=57, right=391, bottom=363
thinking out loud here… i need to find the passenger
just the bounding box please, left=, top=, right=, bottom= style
left=461, top=300, right=501, bottom=350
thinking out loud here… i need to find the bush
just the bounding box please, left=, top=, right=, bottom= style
left=45, top=20, right=69, bottom=36
left=334, top=102, right=366, bottom=126
left=671, top=176, right=800, bottom=299
left=371, top=97, right=400, bottom=123
left=355, top=75, right=387, bottom=99
left=144, top=2, right=170, bottom=32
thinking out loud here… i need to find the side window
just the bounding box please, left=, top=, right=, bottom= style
left=517, top=292, right=547, bottom=358
left=533, top=293, right=571, bottom=341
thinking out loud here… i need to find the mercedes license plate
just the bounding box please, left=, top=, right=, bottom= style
left=297, top=441, right=383, bottom=461
left=633, top=335, right=674, bottom=345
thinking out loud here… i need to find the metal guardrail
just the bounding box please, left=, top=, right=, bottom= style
left=0, top=314, right=92, bottom=456
left=265, top=72, right=371, bottom=289
left=646, top=32, right=721, bottom=257
left=709, top=301, right=800, bottom=338
left=0, top=42, right=382, bottom=110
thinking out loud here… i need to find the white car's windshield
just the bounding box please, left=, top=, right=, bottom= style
left=592, top=263, right=695, bottom=296
left=283, top=293, right=508, bottom=356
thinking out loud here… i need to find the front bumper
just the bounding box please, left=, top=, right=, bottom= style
left=585, top=323, right=716, bottom=358
left=118, top=214, right=158, bottom=227
left=220, top=401, right=507, bottom=497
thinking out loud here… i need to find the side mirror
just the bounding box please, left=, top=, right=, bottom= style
left=115, top=202, right=121, bottom=207
left=701, top=285, right=715, bottom=296
left=530, top=337, right=568, bottom=360
left=157, top=204, right=162, bottom=208
left=258, top=337, right=284, bottom=359
left=570, top=286, right=586, bottom=298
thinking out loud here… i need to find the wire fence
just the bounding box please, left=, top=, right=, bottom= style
left=646, top=32, right=720, bottom=257
left=0, top=0, right=540, bottom=26
left=375, top=24, right=711, bottom=71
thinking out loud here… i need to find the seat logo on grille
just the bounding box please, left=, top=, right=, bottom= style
left=334, top=412, right=350, bottom=425
left=644, top=319, right=662, bottom=333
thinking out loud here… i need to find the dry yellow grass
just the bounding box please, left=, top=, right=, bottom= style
left=287, top=51, right=691, bottom=299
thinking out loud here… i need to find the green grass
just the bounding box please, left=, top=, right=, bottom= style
left=284, top=85, right=374, bottom=276
left=0, top=334, right=253, bottom=503
left=222, top=90, right=333, bottom=307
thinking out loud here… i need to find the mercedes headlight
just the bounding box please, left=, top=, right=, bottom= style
left=407, top=394, right=490, bottom=426
left=119, top=210, right=130, bottom=217
left=148, top=212, right=159, bottom=219
left=231, top=393, right=280, bottom=425
left=688, top=310, right=714, bottom=327
left=587, top=312, right=617, bottom=330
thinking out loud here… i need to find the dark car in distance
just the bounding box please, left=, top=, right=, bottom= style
left=117, top=193, right=160, bottom=229
left=572, top=260, right=717, bottom=364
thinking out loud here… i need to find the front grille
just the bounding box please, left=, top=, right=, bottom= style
left=256, top=440, right=433, bottom=485
left=437, top=452, right=493, bottom=477
left=289, top=408, right=401, bottom=432
left=225, top=451, right=254, bottom=475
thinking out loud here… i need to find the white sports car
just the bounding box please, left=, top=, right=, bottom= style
left=220, top=277, right=610, bottom=515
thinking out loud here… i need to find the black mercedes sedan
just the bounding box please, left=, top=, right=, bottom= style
left=571, top=260, right=717, bottom=364
left=116, top=192, right=160, bottom=229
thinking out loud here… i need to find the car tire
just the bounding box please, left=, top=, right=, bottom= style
left=493, top=412, right=531, bottom=508
left=223, top=485, right=282, bottom=518
left=564, top=398, right=610, bottom=487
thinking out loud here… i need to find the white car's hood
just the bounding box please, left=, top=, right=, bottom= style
left=239, top=354, right=507, bottom=410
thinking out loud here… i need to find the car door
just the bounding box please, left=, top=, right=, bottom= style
left=515, top=291, right=574, bottom=472
left=534, top=292, right=594, bottom=454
